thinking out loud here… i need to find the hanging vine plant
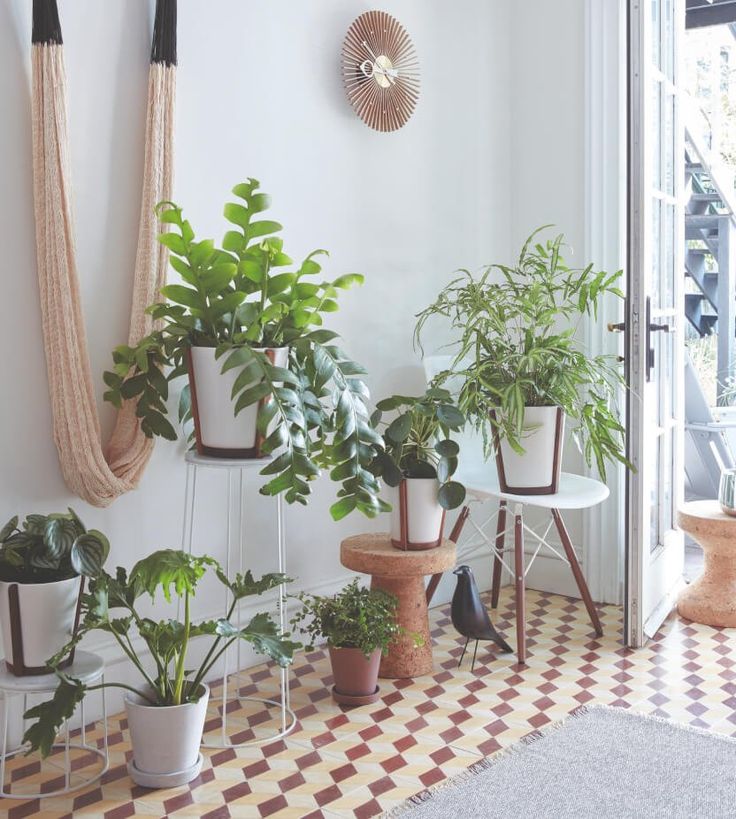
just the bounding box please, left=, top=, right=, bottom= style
left=104, top=180, right=387, bottom=520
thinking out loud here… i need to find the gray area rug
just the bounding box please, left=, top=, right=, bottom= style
left=386, top=705, right=736, bottom=818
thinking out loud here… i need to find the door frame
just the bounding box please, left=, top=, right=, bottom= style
left=583, top=0, right=628, bottom=607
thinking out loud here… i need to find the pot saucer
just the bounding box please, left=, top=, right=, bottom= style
left=331, top=685, right=380, bottom=706
left=127, top=753, right=203, bottom=788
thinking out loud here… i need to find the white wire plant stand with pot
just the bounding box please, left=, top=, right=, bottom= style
left=180, top=452, right=296, bottom=749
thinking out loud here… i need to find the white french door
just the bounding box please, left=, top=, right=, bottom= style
left=626, top=0, right=685, bottom=646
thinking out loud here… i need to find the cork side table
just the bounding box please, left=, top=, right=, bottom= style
left=340, top=534, right=456, bottom=679
left=678, top=500, right=736, bottom=627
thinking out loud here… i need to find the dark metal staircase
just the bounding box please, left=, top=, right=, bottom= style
left=685, top=122, right=736, bottom=395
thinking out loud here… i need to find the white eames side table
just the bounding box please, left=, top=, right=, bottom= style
left=427, top=470, right=609, bottom=665
left=0, top=651, right=108, bottom=799
left=181, top=452, right=296, bottom=748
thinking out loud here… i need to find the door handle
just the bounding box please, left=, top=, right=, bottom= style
left=607, top=321, right=626, bottom=332
left=649, top=321, right=672, bottom=333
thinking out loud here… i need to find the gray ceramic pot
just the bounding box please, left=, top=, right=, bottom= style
left=718, top=468, right=736, bottom=517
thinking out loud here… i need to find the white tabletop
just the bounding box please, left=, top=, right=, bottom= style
left=185, top=451, right=273, bottom=469
left=457, top=468, right=610, bottom=510
left=0, top=651, right=104, bottom=693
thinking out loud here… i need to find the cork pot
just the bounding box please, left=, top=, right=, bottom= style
left=187, top=346, right=288, bottom=458
left=492, top=406, right=565, bottom=495
left=329, top=646, right=381, bottom=698
left=0, top=576, right=82, bottom=676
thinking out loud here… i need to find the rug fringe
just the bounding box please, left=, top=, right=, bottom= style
left=380, top=703, right=736, bottom=817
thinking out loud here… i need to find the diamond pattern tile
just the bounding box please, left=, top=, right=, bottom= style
left=2, top=587, right=736, bottom=817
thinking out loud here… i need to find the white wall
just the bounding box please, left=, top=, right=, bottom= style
left=0, top=0, right=515, bottom=716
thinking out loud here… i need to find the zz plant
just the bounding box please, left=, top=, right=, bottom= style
left=414, top=227, right=629, bottom=479
left=369, top=387, right=467, bottom=510
left=103, top=180, right=385, bottom=520
left=0, top=509, right=109, bottom=582
left=23, top=549, right=299, bottom=757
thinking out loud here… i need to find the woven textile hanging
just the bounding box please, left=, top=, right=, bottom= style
left=31, top=0, right=177, bottom=507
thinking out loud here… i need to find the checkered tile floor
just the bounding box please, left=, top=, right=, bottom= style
left=3, top=587, right=736, bottom=818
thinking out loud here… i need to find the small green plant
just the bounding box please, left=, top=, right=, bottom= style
left=0, top=510, right=109, bottom=583
left=415, top=227, right=629, bottom=479
left=23, top=549, right=299, bottom=758
left=290, top=579, right=404, bottom=658
left=369, top=387, right=467, bottom=510
left=103, top=179, right=385, bottom=519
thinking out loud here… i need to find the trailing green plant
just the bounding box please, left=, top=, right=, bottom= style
left=103, top=179, right=386, bottom=520
left=0, top=509, right=109, bottom=583
left=369, top=387, right=466, bottom=510
left=414, top=227, right=629, bottom=479
left=23, top=549, right=299, bottom=758
left=290, top=578, right=406, bottom=658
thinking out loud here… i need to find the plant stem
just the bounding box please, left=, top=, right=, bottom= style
left=172, top=590, right=190, bottom=705
left=189, top=596, right=238, bottom=693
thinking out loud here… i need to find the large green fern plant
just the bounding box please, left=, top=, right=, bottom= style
left=104, top=180, right=385, bottom=520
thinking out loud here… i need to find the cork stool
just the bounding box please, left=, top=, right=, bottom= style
left=340, top=534, right=456, bottom=678
left=678, top=500, right=736, bottom=627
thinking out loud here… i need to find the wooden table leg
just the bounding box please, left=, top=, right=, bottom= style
left=491, top=501, right=507, bottom=609
left=514, top=506, right=526, bottom=665
left=551, top=508, right=603, bottom=637
left=425, top=505, right=470, bottom=605
left=372, top=574, right=433, bottom=678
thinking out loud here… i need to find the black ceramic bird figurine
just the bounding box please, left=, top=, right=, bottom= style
left=452, top=565, right=513, bottom=670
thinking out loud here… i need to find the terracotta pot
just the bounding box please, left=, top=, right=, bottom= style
left=387, top=478, right=445, bottom=551
left=0, top=576, right=82, bottom=676
left=329, top=645, right=381, bottom=699
left=125, top=684, right=209, bottom=787
left=187, top=346, right=288, bottom=459
left=491, top=406, right=565, bottom=495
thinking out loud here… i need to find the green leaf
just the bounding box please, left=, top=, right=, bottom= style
left=70, top=531, right=110, bottom=578
left=386, top=413, right=413, bottom=443
left=437, top=481, right=466, bottom=510
left=130, top=549, right=216, bottom=604
left=0, top=516, right=18, bottom=542
left=24, top=677, right=86, bottom=758
left=158, top=233, right=187, bottom=255
left=160, top=285, right=203, bottom=310
left=44, top=517, right=79, bottom=559
left=247, top=220, right=282, bottom=240
left=223, top=202, right=250, bottom=229
left=436, top=405, right=465, bottom=429
left=330, top=496, right=357, bottom=521
left=435, top=439, right=459, bottom=457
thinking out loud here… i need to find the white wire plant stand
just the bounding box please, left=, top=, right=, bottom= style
left=181, top=452, right=296, bottom=749
left=0, top=651, right=108, bottom=799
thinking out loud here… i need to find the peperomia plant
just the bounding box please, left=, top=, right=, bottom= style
left=369, top=388, right=467, bottom=510
left=414, top=227, right=629, bottom=479
left=103, top=180, right=386, bottom=519
left=23, top=549, right=299, bottom=758
left=290, top=579, right=404, bottom=658
left=0, top=510, right=109, bottom=583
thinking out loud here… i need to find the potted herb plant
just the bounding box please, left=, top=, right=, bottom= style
left=370, top=388, right=466, bottom=550
left=290, top=579, right=402, bottom=706
left=103, top=179, right=385, bottom=521
left=23, top=549, right=298, bottom=788
left=415, top=228, right=629, bottom=493
left=0, top=510, right=109, bottom=676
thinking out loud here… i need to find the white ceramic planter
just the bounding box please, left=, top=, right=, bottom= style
left=495, top=406, right=565, bottom=494
left=0, top=576, right=82, bottom=675
left=125, top=684, right=209, bottom=787
left=188, top=346, right=288, bottom=456
left=388, top=478, right=445, bottom=550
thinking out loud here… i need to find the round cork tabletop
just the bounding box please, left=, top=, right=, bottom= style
left=340, top=533, right=456, bottom=578
left=678, top=500, right=736, bottom=537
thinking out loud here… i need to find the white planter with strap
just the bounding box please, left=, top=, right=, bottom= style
left=187, top=346, right=288, bottom=458
left=0, top=576, right=82, bottom=676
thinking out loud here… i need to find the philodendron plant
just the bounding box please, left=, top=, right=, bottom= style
left=23, top=549, right=299, bottom=758
left=369, top=388, right=467, bottom=510
left=414, top=227, right=629, bottom=479
left=103, top=179, right=386, bottom=520
left=0, top=509, right=109, bottom=582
